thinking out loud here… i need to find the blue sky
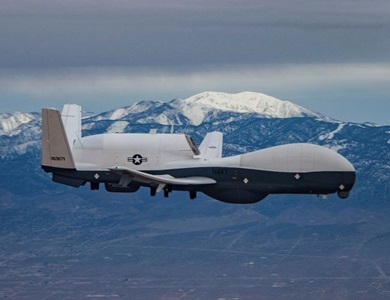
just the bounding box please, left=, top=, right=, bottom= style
left=1, top=0, right=389, bottom=124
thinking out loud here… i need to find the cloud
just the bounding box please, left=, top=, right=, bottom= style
left=1, top=1, right=389, bottom=124
left=1, top=63, right=389, bottom=93
left=1, top=63, right=390, bottom=124
left=1, top=0, right=390, bottom=70
left=2, top=0, right=390, bottom=27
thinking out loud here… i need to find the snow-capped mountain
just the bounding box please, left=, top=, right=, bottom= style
left=0, top=91, right=389, bottom=203
left=0, top=111, right=39, bottom=136
left=171, top=91, right=321, bottom=125
left=87, top=91, right=324, bottom=129
left=0, top=111, right=40, bottom=159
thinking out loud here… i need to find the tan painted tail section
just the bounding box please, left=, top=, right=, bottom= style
left=41, top=108, right=76, bottom=169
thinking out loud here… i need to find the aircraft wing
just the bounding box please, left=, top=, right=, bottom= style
left=109, top=166, right=216, bottom=187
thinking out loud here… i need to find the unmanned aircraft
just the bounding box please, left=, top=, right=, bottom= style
left=41, top=105, right=355, bottom=203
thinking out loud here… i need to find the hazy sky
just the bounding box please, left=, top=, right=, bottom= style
left=1, top=0, right=389, bottom=124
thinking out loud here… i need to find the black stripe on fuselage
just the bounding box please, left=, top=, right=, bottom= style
left=42, top=165, right=355, bottom=195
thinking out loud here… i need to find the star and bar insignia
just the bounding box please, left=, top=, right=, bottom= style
left=128, top=154, right=148, bottom=165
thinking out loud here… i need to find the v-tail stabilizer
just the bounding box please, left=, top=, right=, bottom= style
left=41, top=107, right=76, bottom=169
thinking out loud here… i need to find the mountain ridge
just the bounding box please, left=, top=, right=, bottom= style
left=0, top=111, right=39, bottom=136
left=86, top=91, right=325, bottom=127
left=0, top=91, right=389, bottom=203
left=170, top=91, right=323, bottom=125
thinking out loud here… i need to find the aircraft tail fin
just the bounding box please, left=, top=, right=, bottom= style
left=197, top=132, right=223, bottom=159
left=61, top=104, right=82, bottom=146
left=41, top=107, right=76, bottom=169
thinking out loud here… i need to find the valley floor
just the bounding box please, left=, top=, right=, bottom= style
left=1, top=190, right=390, bottom=299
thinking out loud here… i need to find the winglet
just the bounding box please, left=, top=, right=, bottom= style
left=41, top=108, right=76, bottom=169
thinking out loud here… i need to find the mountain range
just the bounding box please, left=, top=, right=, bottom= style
left=1, top=91, right=389, bottom=202
left=1, top=91, right=390, bottom=298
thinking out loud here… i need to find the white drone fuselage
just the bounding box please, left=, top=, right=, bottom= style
left=41, top=105, right=356, bottom=203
